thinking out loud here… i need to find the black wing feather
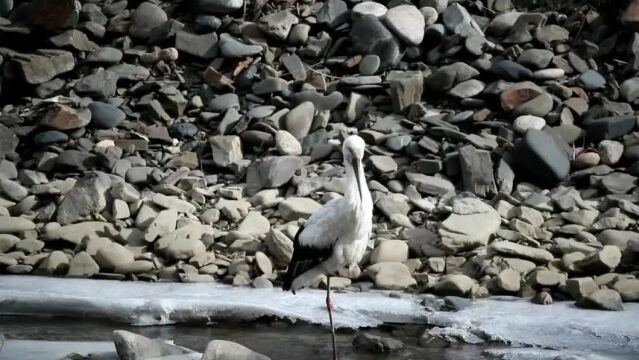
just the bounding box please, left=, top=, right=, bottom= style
left=282, top=224, right=333, bottom=293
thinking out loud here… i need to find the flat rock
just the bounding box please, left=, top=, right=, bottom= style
left=490, top=241, right=553, bottom=263
left=57, top=172, right=111, bottom=225
left=366, top=262, right=416, bottom=290
left=201, top=340, right=270, bottom=360
left=576, top=289, right=624, bottom=311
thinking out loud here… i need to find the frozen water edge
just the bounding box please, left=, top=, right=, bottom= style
left=426, top=296, right=639, bottom=357
left=1, top=276, right=639, bottom=358
left=0, top=276, right=426, bottom=328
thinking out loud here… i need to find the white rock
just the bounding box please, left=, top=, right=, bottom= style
left=513, top=115, right=546, bottom=134
left=598, top=140, right=624, bottom=165
left=352, top=1, right=387, bottom=19
left=238, top=211, right=271, bottom=238
left=278, top=197, right=322, bottom=221
left=420, top=6, right=439, bottom=26
left=275, top=130, right=302, bottom=156
left=366, top=262, right=416, bottom=290
left=385, top=5, right=425, bottom=46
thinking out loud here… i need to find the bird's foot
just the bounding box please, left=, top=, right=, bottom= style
left=325, top=295, right=334, bottom=312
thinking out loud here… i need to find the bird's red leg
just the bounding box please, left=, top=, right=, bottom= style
left=326, top=276, right=338, bottom=360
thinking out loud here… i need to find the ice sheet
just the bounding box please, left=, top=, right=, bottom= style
left=0, top=276, right=426, bottom=328
left=426, top=297, right=639, bottom=356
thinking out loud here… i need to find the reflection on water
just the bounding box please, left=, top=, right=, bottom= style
left=0, top=316, right=487, bottom=360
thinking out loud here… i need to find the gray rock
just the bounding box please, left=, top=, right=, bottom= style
left=218, top=33, right=263, bottom=58
left=578, top=69, right=606, bottom=90
left=210, top=135, right=243, bottom=168
left=74, top=69, right=118, bottom=97
left=490, top=241, right=553, bottom=263
left=284, top=102, right=315, bottom=139
left=366, top=262, right=416, bottom=290
left=449, top=79, right=485, bottom=98
left=517, top=48, right=554, bottom=69
left=201, top=340, right=270, bottom=360
left=388, top=71, right=423, bottom=113
left=129, top=2, right=167, bottom=39
left=95, top=242, right=134, bottom=270
left=620, top=77, right=639, bottom=102
left=496, top=268, right=521, bottom=292
left=425, top=62, right=479, bottom=92
left=66, top=251, right=100, bottom=278
left=10, top=49, right=75, bottom=85
left=405, top=172, right=455, bottom=196
left=175, top=31, right=218, bottom=59
left=275, top=130, right=302, bottom=156
left=612, top=278, right=639, bottom=302
left=583, top=115, right=636, bottom=142
left=50, top=29, right=98, bottom=51
left=113, top=330, right=196, bottom=360
left=576, top=289, right=624, bottom=311
left=598, top=140, right=624, bottom=165
left=85, top=47, right=123, bottom=64
left=317, top=0, right=348, bottom=28
left=385, top=5, right=424, bottom=46
left=246, top=156, right=303, bottom=195
left=514, top=129, right=570, bottom=186
left=439, top=197, right=501, bottom=252
left=459, top=145, right=497, bottom=197
left=352, top=333, right=405, bottom=354
left=359, top=55, right=380, bottom=75
left=566, top=277, right=598, bottom=300
left=351, top=15, right=401, bottom=69
left=89, top=102, right=125, bottom=129
left=442, top=3, right=484, bottom=38
left=279, top=197, right=322, bottom=221
left=266, top=229, right=294, bottom=267
left=433, top=274, right=475, bottom=297
left=57, top=172, right=111, bottom=225
left=192, top=0, right=244, bottom=14
left=0, top=217, right=35, bottom=234
left=57, top=150, right=97, bottom=171
left=489, top=60, right=533, bottom=81
left=259, top=10, right=299, bottom=40
left=575, top=246, right=622, bottom=275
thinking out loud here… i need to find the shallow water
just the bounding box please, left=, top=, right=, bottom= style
left=0, top=316, right=487, bottom=360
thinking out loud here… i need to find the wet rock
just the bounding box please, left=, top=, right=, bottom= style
left=201, top=340, right=270, bottom=360
left=352, top=333, right=405, bottom=354
left=113, top=330, right=196, bottom=360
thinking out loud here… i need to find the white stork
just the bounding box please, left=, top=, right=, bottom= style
left=282, top=135, right=373, bottom=359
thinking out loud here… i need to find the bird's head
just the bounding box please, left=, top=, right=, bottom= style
left=342, top=135, right=366, bottom=163
left=342, top=135, right=366, bottom=200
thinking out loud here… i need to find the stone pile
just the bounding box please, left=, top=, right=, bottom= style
left=0, top=0, right=638, bottom=312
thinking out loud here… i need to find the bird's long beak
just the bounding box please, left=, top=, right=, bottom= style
left=351, top=157, right=363, bottom=200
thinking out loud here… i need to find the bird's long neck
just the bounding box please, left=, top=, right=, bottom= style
left=345, top=158, right=370, bottom=208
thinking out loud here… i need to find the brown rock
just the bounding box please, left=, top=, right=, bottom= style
left=41, top=104, right=91, bottom=130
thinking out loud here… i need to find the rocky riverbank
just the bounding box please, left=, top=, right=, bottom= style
left=0, top=0, right=638, bottom=312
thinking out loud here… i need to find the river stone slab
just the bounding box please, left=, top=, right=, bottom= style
left=44, top=222, right=117, bottom=245
left=514, top=129, right=570, bottom=186
left=438, top=197, right=501, bottom=252
left=284, top=102, right=315, bottom=139
left=583, top=115, right=636, bottom=142
left=246, top=156, right=304, bottom=195
left=612, top=279, right=639, bottom=301
left=433, top=274, right=475, bottom=297
left=370, top=240, right=408, bottom=263
left=57, top=172, right=111, bottom=225
left=0, top=217, right=35, bottom=233
left=490, top=241, right=554, bottom=263
left=575, top=245, right=621, bottom=275
left=266, top=229, right=294, bottom=267
left=176, top=31, right=217, bottom=59
left=279, top=197, right=322, bottom=221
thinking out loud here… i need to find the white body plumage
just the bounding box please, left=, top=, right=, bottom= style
left=283, top=135, right=373, bottom=293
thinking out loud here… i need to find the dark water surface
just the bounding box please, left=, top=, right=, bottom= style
left=0, top=316, right=488, bottom=360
